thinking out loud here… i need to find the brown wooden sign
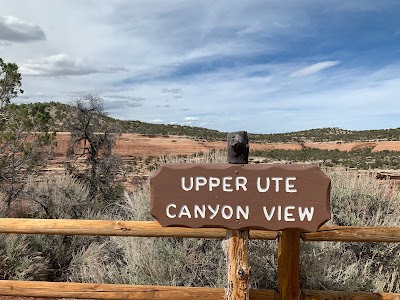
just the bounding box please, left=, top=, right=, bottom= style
left=150, top=164, right=331, bottom=231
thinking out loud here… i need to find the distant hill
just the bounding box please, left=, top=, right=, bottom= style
left=24, top=102, right=400, bottom=142
left=250, top=127, right=400, bottom=143
left=47, top=101, right=225, bottom=140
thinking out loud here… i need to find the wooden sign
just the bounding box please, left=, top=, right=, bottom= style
left=150, top=164, right=331, bottom=231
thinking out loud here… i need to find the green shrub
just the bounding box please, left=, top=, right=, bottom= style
left=0, top=234, right=50, bottom=281
left=23, top=174, right=91, bottom=219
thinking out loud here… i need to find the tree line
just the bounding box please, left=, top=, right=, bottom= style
left=31, top=103, right=400, bottom=144
left=252, top=147, right=400, bottom=170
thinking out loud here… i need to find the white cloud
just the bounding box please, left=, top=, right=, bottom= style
left=236, top=25, right=261, bottom=37
left=0, top=40, right=12, bottom=47
left=105, top=100, right=142, bottom=110
left=290, top=61, right=340, bottom=77
left=18, top=91, right=54, bottom=99
left=184, top=117, right=199, bottom=121
left=103, top=95, right=145, bottom=101
left=2, top=1, right=400, bottom=133
left=20, top=53, right=127, bottom=76
left=112, top=61, right=400, bottom=133
left=161, top=88, right=183, bottom=94
left=151, top=119, right=163, bottom=123
left=0, top=16, right=45, bottom=42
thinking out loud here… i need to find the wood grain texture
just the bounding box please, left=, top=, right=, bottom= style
left=0, top=281, right=398, bottom=300
left=302, top=290, right=400, bottom=300
left=226, top=229, right=250, bottom=300
left=0, top=219, right=398, bottom=243
left=278, top=229, right=301, bottom=300
left=0, top=280, right=278, bottom=300
left=302, top=226, right=400, bottom=242
left=226, top=131, right=250, bottom=300
left=0, top=218, right=278, bottom=239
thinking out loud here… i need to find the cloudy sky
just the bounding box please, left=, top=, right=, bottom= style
left=1, top=1, right=400, bottom=133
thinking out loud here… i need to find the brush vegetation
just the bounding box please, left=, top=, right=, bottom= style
left=251, top=147, right=400, bottom=169
left=0, top=152, right=398, bottom=292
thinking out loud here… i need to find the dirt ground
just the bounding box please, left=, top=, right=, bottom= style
left=53, top=132, right=400, bottom=158
left=41, top=133, right=400, bottom=190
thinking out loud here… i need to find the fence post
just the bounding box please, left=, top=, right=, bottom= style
left=225, top=131, right=250, bottom=300
left=278, top=229, right=301, bottom=300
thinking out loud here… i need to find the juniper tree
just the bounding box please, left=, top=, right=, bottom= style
left=0, top=59, right=55, bottom=211
left=66, top=95, right=123, bottom=206
left=0, top=58, right=23, bottom=109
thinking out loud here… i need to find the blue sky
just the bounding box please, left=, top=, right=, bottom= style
left=1, top=1, right=400, bottom=133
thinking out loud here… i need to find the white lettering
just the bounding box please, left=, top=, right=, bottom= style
left=235, top=176, right=247, bottom=191
left=166, top=204, right=177, bottom=218
left=221, top=205, right=233, bottom=219
left=195, top=177, right=207, bottom=191
left=181, top=177, right=193, bottom=191
left=285, top=177, right=297, bottom=193
left=272, top=177, right=283, bottom=192
left=208, top=205, right=220, bottom=219
left=263, top=206, right=275, bottom=221
left=194, top=205, right=206, bottom=218
left=284, top=206, right=295, bottom=221
left=178, top=205, right=192, bottom=218
left=257, top=177, right=298, bottom=193
left=222, top=177, right=233, bottom=192
left=209, top=177, right=220, bottom=191
left=298, top=207, right=314, bottom=221
left=257, top=177, right=270, bottom=192
left=236, top=206, right=249, bottom=220
left=166, top=204, right=315, bottom=223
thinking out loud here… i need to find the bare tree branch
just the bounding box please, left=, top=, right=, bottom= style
left=66, top=95, right=123, bottom=205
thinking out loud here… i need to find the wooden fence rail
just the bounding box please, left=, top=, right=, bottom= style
left=302, top=226, right=400, bottom=242
left=0, top=218, right=277, bottom=240
left=0, top=281, right=278, bottom=300
left=0, top=218, right=399, bottom=242
left=0, top=218, right=399, bottom=300
left=0, top=281, right=398, bottom=300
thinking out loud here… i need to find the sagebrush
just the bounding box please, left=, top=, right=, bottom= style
left=0, top=151, right=399, bottom=292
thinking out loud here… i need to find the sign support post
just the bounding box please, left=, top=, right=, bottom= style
left=225, top=131, right=250, bottom=300
left=150, top=132, right=331, bottom=300
left=278, top=229, right=301, bottom=300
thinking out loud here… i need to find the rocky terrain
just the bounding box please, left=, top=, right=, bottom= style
left=43, top=132, right=400, bottom=190
left=53, top=132, right=400, bottom=158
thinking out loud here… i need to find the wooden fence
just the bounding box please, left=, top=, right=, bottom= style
left=0, top=218, right=398, bottom=300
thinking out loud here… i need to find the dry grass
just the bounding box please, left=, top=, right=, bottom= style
left=0, top=151, right=399, bottom=292
left=67, top=154, right=399, bottom=292
left=303, top=167, right=400, bottom=292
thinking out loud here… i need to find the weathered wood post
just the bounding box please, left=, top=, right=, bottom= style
left=278, top=229, right=301, bottom=300
left=225, top=131, right=250, bottom=300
